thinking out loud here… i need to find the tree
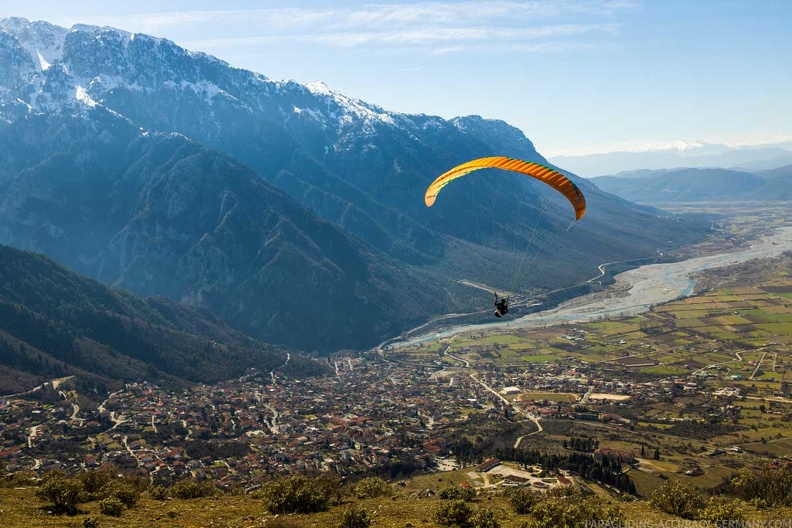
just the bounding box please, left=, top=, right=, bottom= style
left=649, top=481, right=706, bottom=519
left=698, top=496, right=745, bottom=523
left=99, top=497, right=124, bottom=517
left=731, top=466, right=792, bottom=507
left=470, top=507, right=500, bottom=528
left=532, top=497, right=623, bottom=528
left=432, top=500, right=473, bottom=526
left=508, top=488, right=539, bottom=514
left=337, top=506, right=371, bottom=528
left=350, top=477, right=392, bottom=499
left=439, top=485, right=476, bottom=501
left=35, top=478, right=85, bottom=515
left=653, top=448, right=660, bottom=460
left=261, top=475, right=340, bottom=514
left=169, top=479, right=216, bottom=499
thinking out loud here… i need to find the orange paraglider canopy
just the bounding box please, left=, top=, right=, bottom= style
left=424, top=156, right=586, bottom=221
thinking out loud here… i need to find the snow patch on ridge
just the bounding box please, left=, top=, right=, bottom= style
left=303, top=80, right=397, bottom=130
left=75, top=86, right=97, bottom=107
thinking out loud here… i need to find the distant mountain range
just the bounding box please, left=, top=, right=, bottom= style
left=0, top=18, right=710, bottom=352
left=590, top=165, right=792, bottom=203
left=0, top=244, right=331, bottom=395
left=551, top=141, right=792, bottom=177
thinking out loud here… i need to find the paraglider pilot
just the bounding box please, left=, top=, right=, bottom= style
left=494, top=293, right=509, bottom=318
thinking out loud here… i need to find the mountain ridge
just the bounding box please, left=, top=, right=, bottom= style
left=0, top=242, right=323, bottom=395
left=550, top=141, right=792, bottom=177
left=591, top=166, right=792, bottom=203
left=0, top=18, right=710, bottom=351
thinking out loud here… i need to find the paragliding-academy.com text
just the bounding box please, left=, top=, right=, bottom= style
left=585, top=520, right=792, bottom=528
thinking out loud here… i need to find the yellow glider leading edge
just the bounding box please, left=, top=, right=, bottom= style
left=424, top=156, right=587, bottom=221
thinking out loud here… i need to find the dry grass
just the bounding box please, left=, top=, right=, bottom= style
left=4, top=484, right=791, bottom=528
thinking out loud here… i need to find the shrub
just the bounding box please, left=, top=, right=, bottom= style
left=338, top=505, right=371, bottom=528
left=351, top=477, right=393, bottom=499
left=83, top=516, right=99, bottom=528
left=149, top=485, right=168, bottom=500
left=531, top=497, right=623, bottom=528
left=78, top=469, right=114, bottom=499
left=432, top=499, right=473, bottom=526
left=100, top=480, right=140, bottom=508
left=99, top=497, right=124, bottom=517
left=261, top=475, right=338, bottom=514
left=508, top=488, right=539, bottom=514
left=439, top=485, right=476, bottom=501
left=9, top=471, right=37, bottom=487
left=731, top=466, right=792, bottom=507
left=699, top=496, right=746, bottom=523
left=470, top=507, right=500, bottom=528
left=170, top=478, right=216, bottom=499
left=35, top=477, right=85, bottom=514
left=649, top=481, right=706, bottom=519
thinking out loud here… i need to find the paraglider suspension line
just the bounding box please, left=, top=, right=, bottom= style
left=508, top=199, right=547, bottom=294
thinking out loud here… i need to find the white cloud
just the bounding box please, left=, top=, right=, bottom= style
left=186, top=23, right=617, bottom=53
left=63, top=1, right=635, bottom=32
left=50, top=1, right=632, bottom=47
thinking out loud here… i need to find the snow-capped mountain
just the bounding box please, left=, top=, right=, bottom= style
left=0, top=18, right=709, bottom=351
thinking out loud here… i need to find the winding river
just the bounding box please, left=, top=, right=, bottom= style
left=393, top=226, right=792, bottom=348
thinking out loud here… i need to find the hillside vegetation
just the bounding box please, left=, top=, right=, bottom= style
left=0, top=244, right=325, bottom=394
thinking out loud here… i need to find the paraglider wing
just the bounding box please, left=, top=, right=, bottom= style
left=424, top=156, right=586, bottom=221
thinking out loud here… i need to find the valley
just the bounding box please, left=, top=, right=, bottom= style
left=0, top=10, right=790, bottom=527
left=2, top=206, right=790, bottom=505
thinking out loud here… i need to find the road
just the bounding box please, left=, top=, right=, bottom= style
left=270, top=352, right=291, bottom=383
left=513, top=415, right=543, bottom=449
left=389, top=226, right=792, bottom=348
left=444, top=346, right=470, bottom=368
left=750, top=350, right=768, bottom=380
left=2, top=375, right=75, bottom=398
left=468, top=373, right=543, bottom=448
left=28, top=424, right=40, bottom=449
left=691, top=350, right=746, bottom=376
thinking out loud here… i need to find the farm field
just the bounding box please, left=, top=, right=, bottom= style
left=390, top=248, right=792, bottom=501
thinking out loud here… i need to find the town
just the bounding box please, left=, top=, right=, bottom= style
left=3, top=274, right=790, bottom=497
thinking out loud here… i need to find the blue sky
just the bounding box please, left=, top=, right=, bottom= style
left=2, top=0, right=791, bottom=156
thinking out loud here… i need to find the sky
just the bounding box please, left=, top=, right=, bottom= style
left=1, top=0, right=791, bottom=157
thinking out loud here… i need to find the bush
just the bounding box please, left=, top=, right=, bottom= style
left=432, top=500, right=473, bottom=526
left=170, top=478, right=216, bottom=500
left=261, top=475, right=338, bottom=514
left=649, top=481, right=706, bottom=519
left=9, top=471, right=37, bottom=487
left=731, top=466, right=792, bottom=507
left=83, top=516, right=99, bottom=528
left=100, top=480, right=140, bottom=508
left=470, top=507, right=500, bottom=528
left=531, top=497, right=623, bottom=528
left=338, top=505, right=371, bottom=528
left=99, top=497, right=124, bottom=517
left=35, top=477, right=85, bottom=514
left=78, top=469, right=114, bottom=499
left=439, top=485, right=476, bottom=501
left=351, top=477, right=393, bottom=499
left=508, top=488, right=539, bottom=514
left=149, top=485, right=168, bottom=500
left=699, top=496, right=746, bottom=523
